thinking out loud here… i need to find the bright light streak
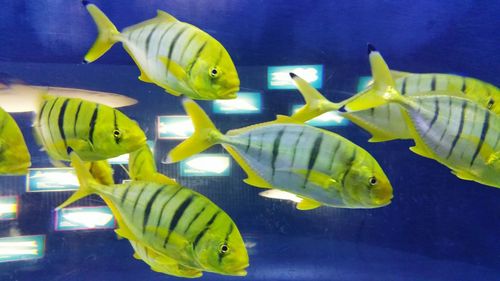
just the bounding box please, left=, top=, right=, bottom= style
left=259, top=189, right=303, bottom=203
left=186, top=156, right=230, bottom=174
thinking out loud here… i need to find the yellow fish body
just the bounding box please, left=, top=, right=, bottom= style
left=166, top=99, right=393, bottom=210
left=33, top=95, right=146, bottom=163
left=0, top=107, right=31, bottom=174
left=290, top=46, right=499, bottom=142
left=59, top=152, right=249, bottom=277
left=129, top=144, right=176, bottom=185
left=83, top=3, right=240, bottom=100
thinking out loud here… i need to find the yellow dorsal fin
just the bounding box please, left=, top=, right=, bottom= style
left=275, top=114, right=304, bottom=124
left=156, top=10, right=178, bottom=22
left=296, top=198, right=322, bottom=210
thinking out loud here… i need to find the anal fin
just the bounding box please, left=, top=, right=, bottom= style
left=296, top=198, right=322, bottom=210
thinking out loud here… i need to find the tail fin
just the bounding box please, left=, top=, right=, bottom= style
left=343, top=44, right=397, bottom=111
left=83, top=2, right=120, bottom=63
left=56, top=151, right=99, bottom=209
left=164, top=99, right=222, bottom=164
left=289, top=73, right=343, bottom=122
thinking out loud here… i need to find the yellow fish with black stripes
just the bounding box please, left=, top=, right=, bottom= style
left=82, top=1, right=240, bottom=100
left=165, top=99, right=393, bottom=210
left=58, top=151, right=249, bottom=277
left=373, top=80, right=500, bottom=188
left=0, top=106, right=31, bottom=174
left=290, top=45, right=499, bottom=142
left=33, top=95, right=146, bottom=164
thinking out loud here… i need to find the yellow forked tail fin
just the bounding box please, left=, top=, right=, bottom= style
left=343, top=44, right=397, bottom=111
left=56, top=150, right=99, bottom=209
left=289, top=73, right=344, bottom=123
left=164, top=99, right=222, bottom=164
left=83, top=2, right=120, bottom=63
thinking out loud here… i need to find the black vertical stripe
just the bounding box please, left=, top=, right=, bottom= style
left=165, top=26, right=188, bottom=78
left=38, top=101, right=48, bottom=124
left=424, top=98, right=440, bottom=136
left=132, top=183, right=149, bottom=215
left=244, top=133, right=252, bottom=153
left=271, top=128, right=286, bottom=177
left=73, top=101, right=83, bottom=137
left=142, top=187, right=164, bottom=232
left=184, top=205, right=207, bottom=234
left=88, top=105, right=99, bottom=147
left=120, top=184, right=133, bottom=204
left=155, top=187, right=183, bottom=234
left=218, top=224, right=234, bottom=264
left=328, top=140, right=342, bottom=172
left=155, top=23, right=177, bottom=59
left=145, top=23, right=160, bottom=58
left=163, top=195, right=194, bottom=247
left=446, top=101, right=467, bottom=158
left=430, top=75, right=436, bottom=91
left=470, top=110, right=490, bottom=166
left=46, top=98, right=60, bottom=149
left=461, top=77, right=467, bottom=93
left=193, top=211, right=220, bottom=250
left=401, top=77, right=408, bottom=95
left=187, top=41, right=207, bottom=77
left=290, top=127, right=306, bottom=167
left=113, top=110, right=120, bottom=144
left=303, top=133, right=324, bottom=188
left=58, top=98, right=70, bottom=150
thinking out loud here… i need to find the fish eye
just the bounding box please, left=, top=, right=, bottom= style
left=487, top=98, right=494, bottom=109
left=113, top=129, right=121, bottom=139
left=369, top=176, right=377, bottom=186
left=219, top=244, right=229, bottom=254
left=209, top=67, right=219, bottom=78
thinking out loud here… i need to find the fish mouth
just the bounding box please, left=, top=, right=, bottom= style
left=229, top=264, right=249, bottom=276
left=371, top=188, right=393, bottom=207
left=219, top=87, right=239, bottom=99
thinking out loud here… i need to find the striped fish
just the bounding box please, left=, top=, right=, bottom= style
left=166, top=99, right=393, bottom=210
left=290, top=45, right=499, bottom=142
left=33, top=95, right=146, bottom=163
left=83, top=2, right=240, bottom=100
left=0, top=106, right=31, bottom=174
left=58, top=152, right=248, bottom=277
left=383, top=92, right=500, bottom=188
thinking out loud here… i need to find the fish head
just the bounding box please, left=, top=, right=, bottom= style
left=342, top=157, right=393, bottom=208
left=91, top=108, right=146, bottom=159
left=192, top=214, right=249, bottom=276
left=188, top=42, right=240, bottom=100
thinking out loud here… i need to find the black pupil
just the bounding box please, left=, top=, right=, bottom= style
left=114, top=130, right=120, bottom=137
left=212, top=69, right=217, bottom=75
left=221, top=245, right=228, bottom=252
left=370, top=177, right=377, bottom=184
left=488, top=99, right=494, bottom=108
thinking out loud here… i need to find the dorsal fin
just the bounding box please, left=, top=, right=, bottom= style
left=156, top=10, right=178, bottom=22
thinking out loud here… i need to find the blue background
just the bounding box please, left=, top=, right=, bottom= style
left=0, top=1, right=499, bottom=280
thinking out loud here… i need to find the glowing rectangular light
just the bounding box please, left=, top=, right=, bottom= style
left=0, top=235, right=45, bottom=263
left=356, top=75, right=373, bottom=92
left=180, top=154, right=231, bottom=176
left=291, top=105, right=348, bottom=127
left=54, top=206, right=116, bottom=231
left=0, top=196, right=18, bottom=221
left=213, top=92, right=262, bottom=114
left=157, top=115, right=194, bottom=140
left=26, top=168, right=79, bottom=192
left=109, top=140, right=155, bottom=165
left=268, top=65, right=323, bottom=89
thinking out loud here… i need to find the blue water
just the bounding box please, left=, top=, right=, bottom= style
left=0, top=1, right=499, bottom=280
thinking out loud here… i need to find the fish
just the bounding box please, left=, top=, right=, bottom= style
left=0, top=77, right=137, bottom=113
left=58, top=151, right=249, bottom=277
left=82, top=2, right=240, bottom=100
left=0, top=106, right=31, bottom=174
left=374, top=78, right=500, bottom=187
left=289, top=45, right=499, bottom=142
left=33, top=95, right=146, bottom=164
left=165, top=99, right=393, bottom=210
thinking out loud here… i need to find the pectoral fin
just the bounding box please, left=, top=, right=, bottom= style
left=296, top=198, right=322, bottom=210
left=159, top=56, right=187, bottom=82
left=282, top=168, right=337, bottom=190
